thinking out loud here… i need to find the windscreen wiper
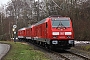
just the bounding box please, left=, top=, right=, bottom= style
left=56, top=21, right=66, bottom=29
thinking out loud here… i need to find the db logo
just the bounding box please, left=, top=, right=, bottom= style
left=60, top=32, right=64, bottom=35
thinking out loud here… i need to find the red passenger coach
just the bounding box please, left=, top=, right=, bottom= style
left=26, top=26, right=32, bottom=40
left=26, top=25, right=34, bottom=40
left=33, top=16, right=74, bottom=50
left=18, top=28, right=27, bottom=40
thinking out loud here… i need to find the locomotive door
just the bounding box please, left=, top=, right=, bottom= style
left=45, top=22, right=48, bottom=38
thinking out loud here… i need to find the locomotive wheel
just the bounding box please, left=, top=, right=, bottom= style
left=44, top=43, right=48, bottom=48
left=49, top=45, right=55, bottom=50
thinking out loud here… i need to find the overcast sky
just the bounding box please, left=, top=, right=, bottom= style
left=0, top=0, right=11, bottom=6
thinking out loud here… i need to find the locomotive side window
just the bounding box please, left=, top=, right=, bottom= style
left=46, top=22, right=48, bottom=28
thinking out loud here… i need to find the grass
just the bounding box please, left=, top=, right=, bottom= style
left=81, top=45, right=90, bottom=51
left=75, top=44, right=90, bottom=51
left=0, top=41, right=50, bottom=60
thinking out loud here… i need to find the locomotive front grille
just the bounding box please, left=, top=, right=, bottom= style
left=58, top=41, right=68, bottom=46
left=51, top=40, right=69, bottom=45
left=51, top=40, right=71, bottom=49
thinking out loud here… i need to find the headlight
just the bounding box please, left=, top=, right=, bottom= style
left=52, top=41, right=58, bottom=44
left=65, top=32, right=72, bottom=35
left=69, top=40, right=74, bottom=44
left=52, top=32, right=59, bottom=35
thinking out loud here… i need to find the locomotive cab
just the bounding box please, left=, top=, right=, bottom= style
left=50, top=17, right=74, bottom=49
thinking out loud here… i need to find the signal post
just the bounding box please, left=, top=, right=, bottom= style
left=12, top=25, right=17, bottom=42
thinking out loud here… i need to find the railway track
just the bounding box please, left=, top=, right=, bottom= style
left=52, top=50, right=90, bottom=60
left=36, top=45, right=90, bottom=60
left=67, top=51, right=90, bottom=60
left=35, top=45, right=90, bottom=60
left=21, top=41, right=90, bottom=60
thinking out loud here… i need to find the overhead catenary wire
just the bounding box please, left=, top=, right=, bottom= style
left=51, top=0, right=63, bottom=10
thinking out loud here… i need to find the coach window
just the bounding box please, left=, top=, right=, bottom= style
left=46, top=22, right=48, bottom=28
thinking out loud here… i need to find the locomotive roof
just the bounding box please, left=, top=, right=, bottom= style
left=51, top=17, right=70, bottom=20
left=34, top=19, right=46, bottom=26
left=34, top=16, right=70, bottom=26
left=49, top=15, right=70, bottom=20
left=49, top=15, right=62, bottom=17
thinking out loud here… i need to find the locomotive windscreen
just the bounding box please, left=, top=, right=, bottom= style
left=51, top=18, right=70, bottom=27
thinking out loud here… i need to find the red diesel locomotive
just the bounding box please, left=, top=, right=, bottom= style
left=18, top=16, right=74, bottom=50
